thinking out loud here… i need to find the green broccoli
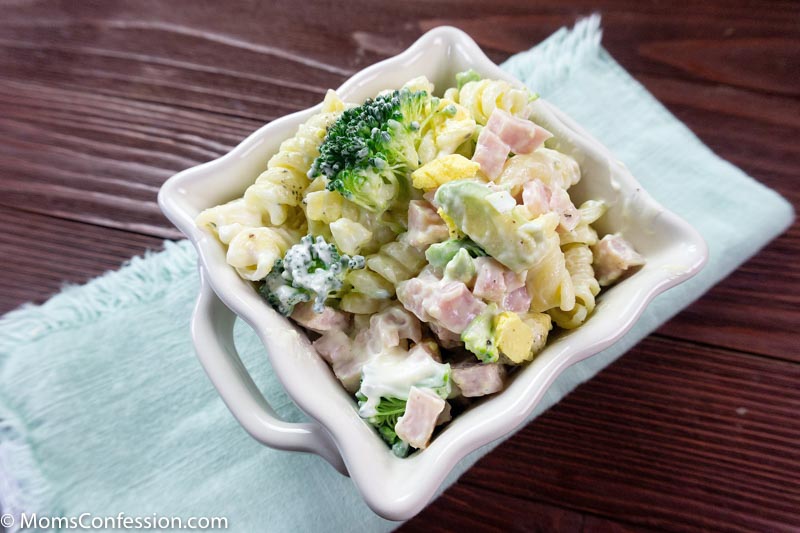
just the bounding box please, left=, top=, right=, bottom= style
left=455, top=69, right=482, bottom=90
left=260, top=235, right=365, bottom=316
left=309, top=88, right=431, bottom=213
left=356, top=394, right=410, bottom=457
left=425, top=237, right=487, bottom=269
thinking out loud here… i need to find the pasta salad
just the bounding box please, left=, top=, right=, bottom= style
left=196, top=71, right=645, bottom=457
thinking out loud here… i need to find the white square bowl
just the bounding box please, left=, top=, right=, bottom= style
left=158, top=26, right=707, bottom=520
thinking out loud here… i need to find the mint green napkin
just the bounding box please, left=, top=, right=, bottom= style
left=0, top=16, right=793, bottom=532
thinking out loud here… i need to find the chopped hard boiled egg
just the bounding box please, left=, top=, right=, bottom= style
left=411, top=154, right=480, bottom=191
left=494, top=311, right=534, bottom=364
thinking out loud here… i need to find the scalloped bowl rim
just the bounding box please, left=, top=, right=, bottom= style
left=158, top=26, right=708, bottom=520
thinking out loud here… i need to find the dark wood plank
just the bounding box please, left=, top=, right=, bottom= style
left=582, top=516, right=654, bottom=533
left=0, top=206, right=165, bottom=314
left=400, top=484, right=586, bottom=533
left=0, top=78, right=261, bottom=237
left=454, top=336, right=800, bottom=532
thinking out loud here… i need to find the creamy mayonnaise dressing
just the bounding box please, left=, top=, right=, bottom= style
left=358, top=346, right=451, bottom=418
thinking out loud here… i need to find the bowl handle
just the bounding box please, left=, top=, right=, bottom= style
left=191, top=267, right=347, bottom=475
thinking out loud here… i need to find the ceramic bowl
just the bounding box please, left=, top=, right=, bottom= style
left=158, top=26, right=707, bottom=520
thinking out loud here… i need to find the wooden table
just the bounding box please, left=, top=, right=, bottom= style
left=2, top=1, right=798, bottom=531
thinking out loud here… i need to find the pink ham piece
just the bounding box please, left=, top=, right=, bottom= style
left=549, top=187, right=580, bottom=231
left=472, top=128, right=510, bottom=180
left=486, top=108, right=553, bottom=155
left=503, top=286, right=532, bottom=313
left=312, top=304, right=421, bottom=392
left=451, top=361, right=506, bottom=397
left=436, top=401, right=452, bottom=425
left=409, top=340, right=442, bottom=363
left=472, top=257, right=507, bottom=303
left=474, top=109, right=554, bottom=181
left=430, top=282, right=487, bottom=333
left=405, top=200, right=449, bottom=250
left=473, top=258, right=531, bottom=312
left=291, top=302, right=350, bottom=333
left=428, top=322, right=462, bottom=349
left=364, top=305, right=421, bottom=352
left=394, top=386, right=446, bottom=450
left=503, top=269, right=527, bottom=292
left=522, top=180, right=551, bottom=218
left=592, top=234, right=646, bottom=286
left=522, top=180, right=580, bottom=231
left=313, top=330, right=363, bottom=392
left=397, top=270, right=486, bottom=335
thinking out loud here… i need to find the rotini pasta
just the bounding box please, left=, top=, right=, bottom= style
left=226, top=226, right=302, bottom=281
left=455, top=79, right=531, bottom=125
left=196, top=71, right=646, bottom=457
left=496, top=147, right=581, bottom=198
left=243, top=91, right=345, bottom=226
left=525, top=233, right=576, bottom=313
left=559, top=201, right=605, bottom=247
left=195, top=198, right=263, bottom=244
left=548, top=244, right=600, bottom=329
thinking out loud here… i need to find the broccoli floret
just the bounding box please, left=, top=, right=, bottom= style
left=356, top=394, right=410, bottom=458
left=309, top=88, right=431, bottom=213
left=425, top=237, right=487, bottom=269
left=455, top=69, right=482, bottom=90
left=259, top=235, right=365, bottom=316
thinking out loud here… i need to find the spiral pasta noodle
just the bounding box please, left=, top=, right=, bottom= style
left=548, top=244, right=600, bottom=329
left=244, top=91, right=345, bottom=226
left=525, top=233, right=575, bottom=313
left=341, top=241, right=426, bottom=314
left=455, top=79, right=531, bottom=125
left=226, top=226, right=303, bottom=281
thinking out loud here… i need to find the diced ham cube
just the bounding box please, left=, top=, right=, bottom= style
left=428, top=322, right=462, bottom=349
left=549, top=187, right=580, bottom=231
left=522, top=180, right=551, bottom=218
left=395, top=270, right=439, bottom=325
left=366, top=305, right=421, bottom=351
left=451, top=361, right=506, bottom=397
left=472, top=128, right=509, bottom=180
left=405, top=200, right=449, bottom=250
left=592, top=234, right=646, bottom=286
left=436, top=401, right=452, bottom=425
left=313, top=330, right=362, bottom=392
left=397, top=269, right=486, bottom=335
left=394, top=387, right=446, bottom=449
left=429, top=282, right=486, bottom=334
left=291, top=302, right=350, bottom=333
left=523, top=180, right=579, bottom=231
left=503, top=269, right=527, bottom=293
left=473, top=257, right=507, bottom=303
left=503, top=286, right=532, bottom=313
left=409, top=340, right=442, bottom=363
left=486, top=108, right=553, bottom=155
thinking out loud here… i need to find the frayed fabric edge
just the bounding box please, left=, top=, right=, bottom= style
left=0, top=240, right=197, bottom=353
left=0, top=405, right=56, bottom=533
left=501, top=14, right=603, bottom=95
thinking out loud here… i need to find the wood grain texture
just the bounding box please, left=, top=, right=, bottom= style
left=0, top=0, right=798, bottom=531
left=0, top=206, right=164, bottom=312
